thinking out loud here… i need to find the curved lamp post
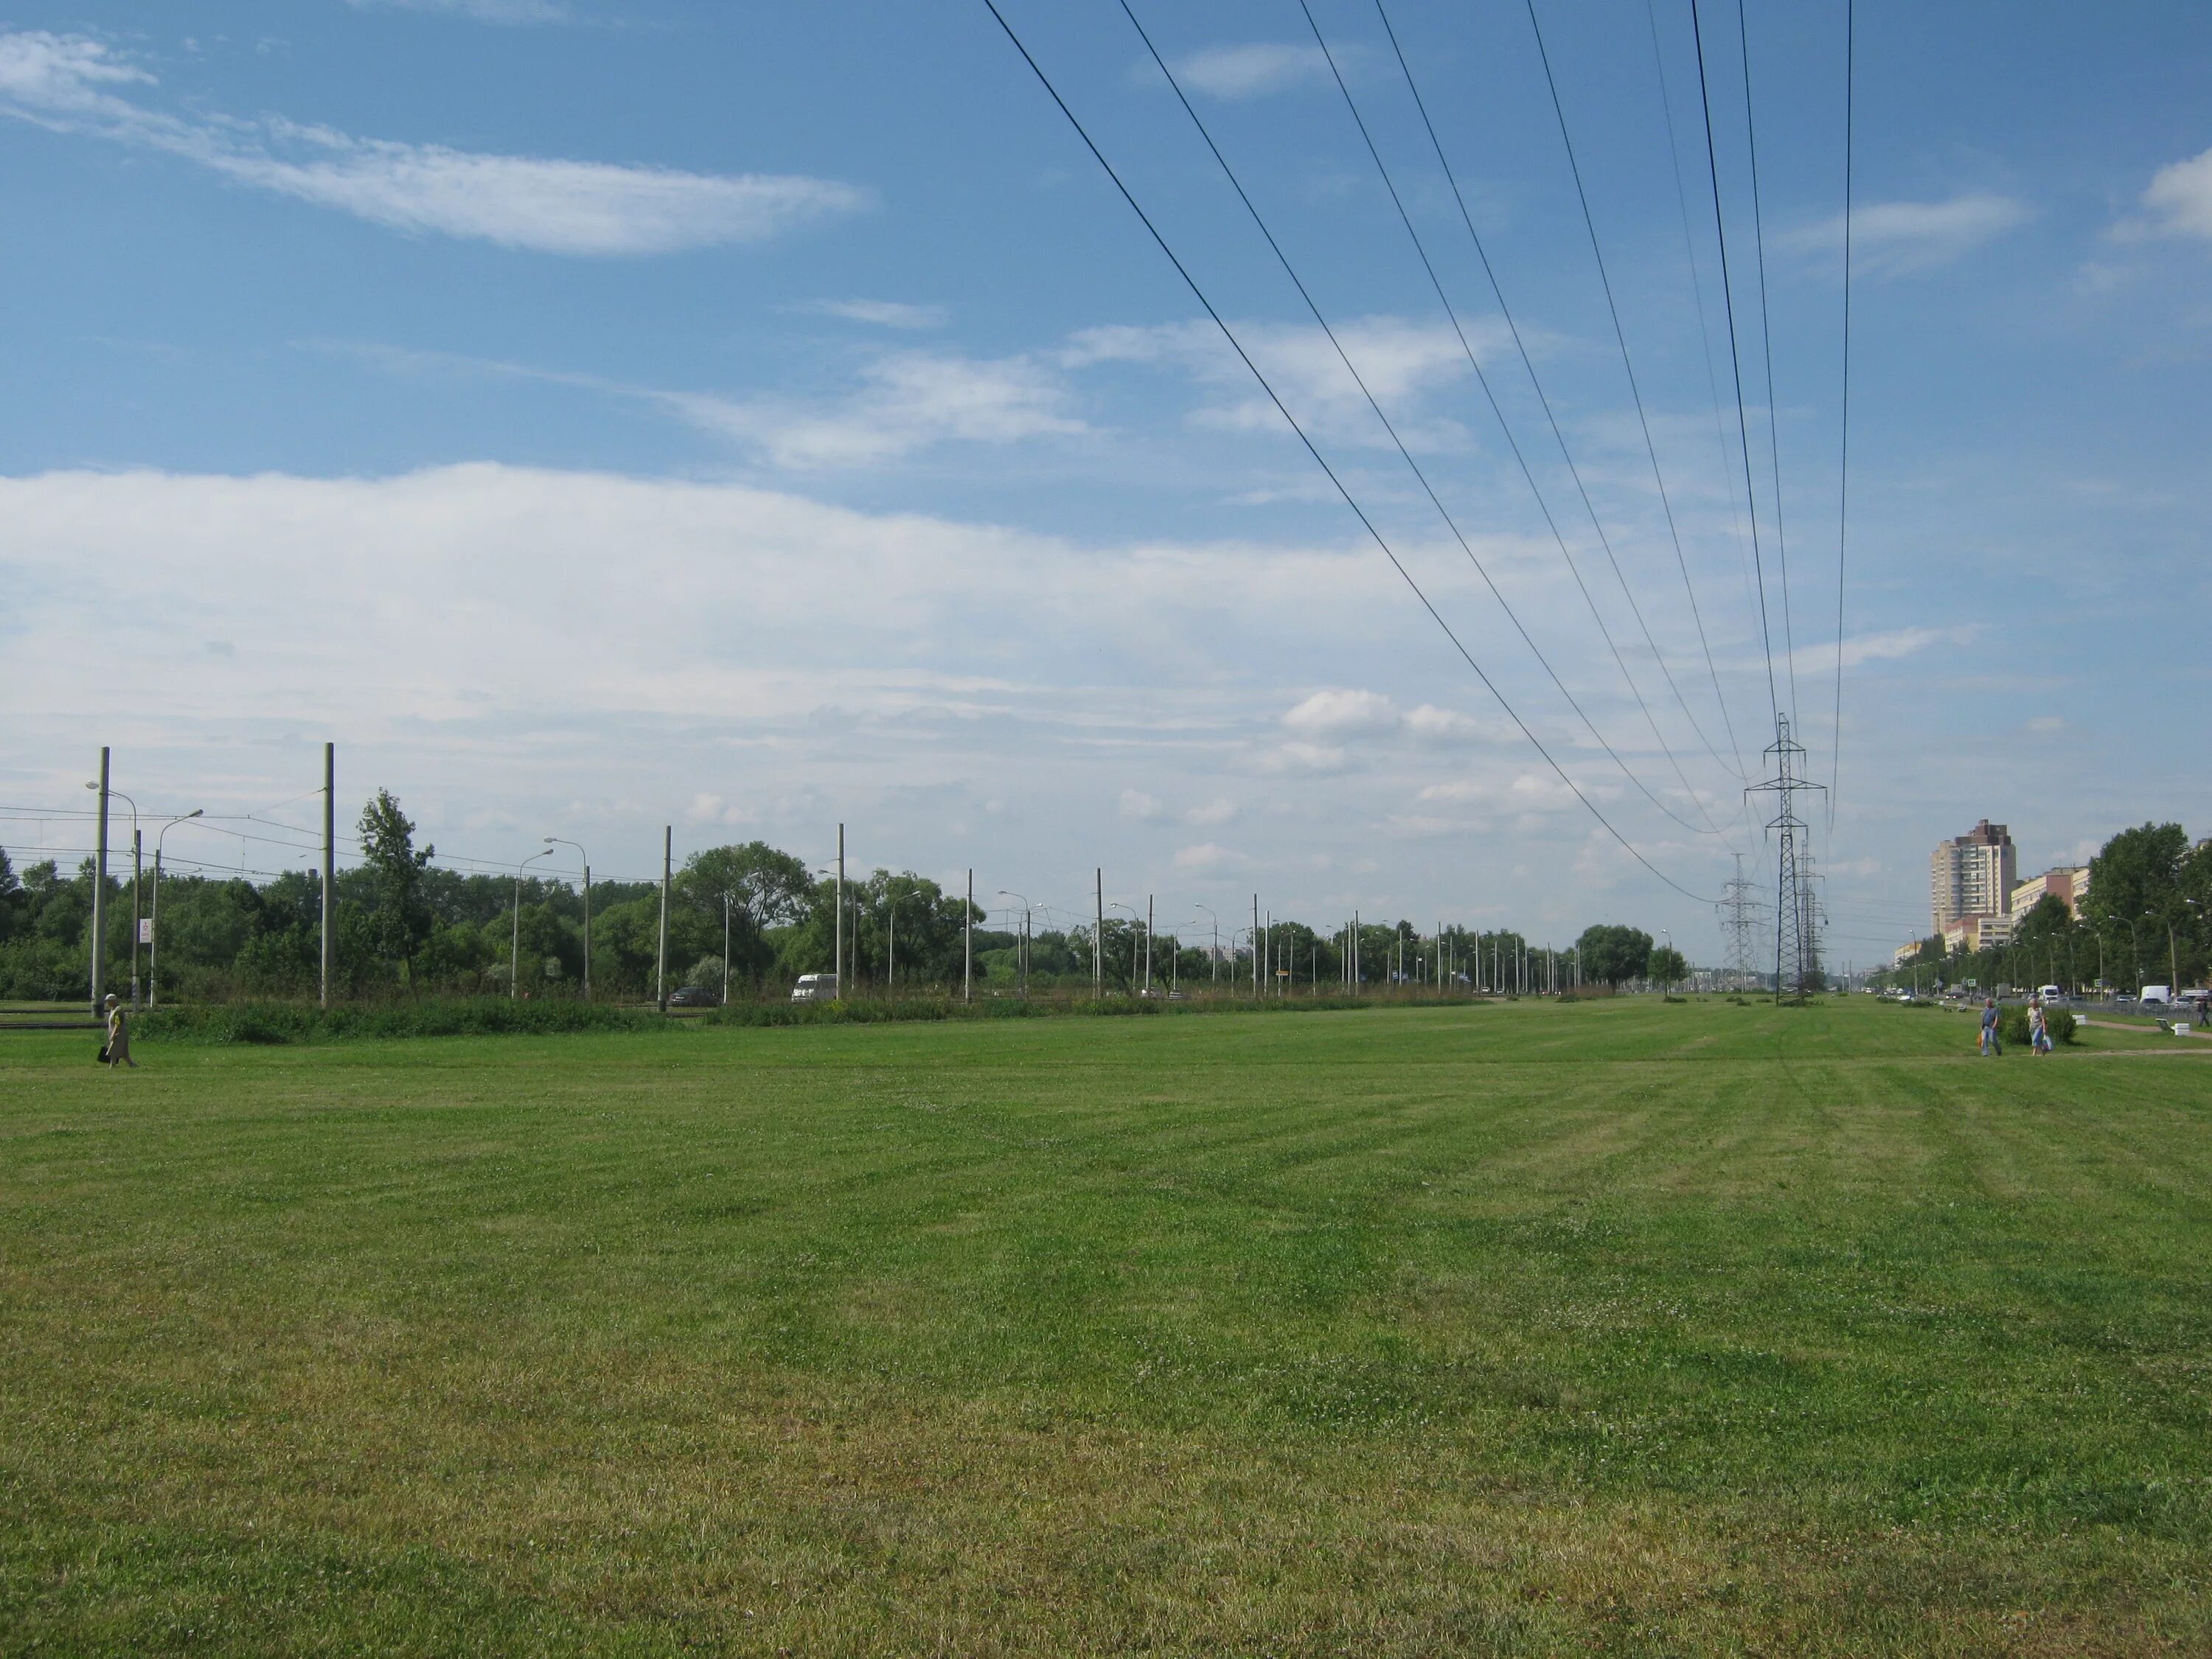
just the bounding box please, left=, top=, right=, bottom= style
left=149, top=808, right=204, bottom=1007
left=543, top=837, right=590, bottom=1001
left=512, top=846, right=552, bottom=1000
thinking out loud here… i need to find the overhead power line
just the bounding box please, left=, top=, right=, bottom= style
left=1117, top=0, right=1727, bottom=844
left=1641, top=0, right=1764, bottom=681
left=1687, top=0, right=1781, bottom=733
left=1511, top=0, right=1749, bottom=785
left=1733, top=0, right=1799, bottom=730
left=978, top=0, right=1716, bottom=903
left=1315, top=0, right=1747, bottom=823
left=1831, top=0, right=1856, bottom=827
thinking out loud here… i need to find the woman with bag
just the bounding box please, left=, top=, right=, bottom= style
left=102, top=993, right=136, bottom=1068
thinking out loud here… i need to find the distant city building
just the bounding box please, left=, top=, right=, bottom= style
left=1891, top=940, right=1924, bottom=969
left=2010, top=866, right=2089, bottom=920
left=1930, top=820, right=2017, bottom=936
left=1943, top=913, right=2015, bottom=954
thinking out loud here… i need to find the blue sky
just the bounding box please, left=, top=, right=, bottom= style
left=4, top=0, right=2208, bottom=964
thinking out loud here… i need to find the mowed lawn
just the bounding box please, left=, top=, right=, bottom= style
left=3, top=1001, right=2210, bottom=1655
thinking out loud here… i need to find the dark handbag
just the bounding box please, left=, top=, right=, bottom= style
left=97, top=1043, right=109, bottom=1064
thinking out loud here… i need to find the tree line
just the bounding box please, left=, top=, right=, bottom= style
left=0, top=788, right=1679, bottom=1003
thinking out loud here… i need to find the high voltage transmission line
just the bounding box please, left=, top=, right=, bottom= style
left=1687, top=0, right=1783, bottom=732
left=1717, top=852, right=1767, bottom=990
left=977, top=0, right=1717, bottom=903
left=1832, top=0, right=1857, bottom=830
left=1113, top=0, right=1731, bottom=844
left=1513, top=0, right=1748, bottom=787
left=1354, top=0, right=1751, bottom=800
left=1733, top=0, right=1801, bottom=732
left=1286, top=0, right=1740, bottom=838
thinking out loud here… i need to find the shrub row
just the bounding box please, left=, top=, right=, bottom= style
left=134, top=990, right=1493, bottom=1043
left=135, top=998, right=671, bottom=1045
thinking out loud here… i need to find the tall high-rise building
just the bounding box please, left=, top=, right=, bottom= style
left=1930, top=820, right=2017, bottom=934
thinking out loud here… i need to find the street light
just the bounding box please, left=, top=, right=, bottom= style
left=1107, top=901, right=1140, bottom=995
left=543, top=837, right=590, bottom=1001
left=512, top=846, right=552, bottom=1000
left=149, top=809, right=204, bottom=1008
left=1194, top=903, right=1219, bottom=986
left=87, top=779, right=142, bottom=1007
left=998, top=891, right=1031, bottom=998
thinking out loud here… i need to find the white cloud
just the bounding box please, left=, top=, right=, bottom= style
left=1256, top=741, right=1352, bottom=776
left=1283, top=687, right=1399, bottom=737
left=669, top=351, right=1086, bottom=469
left=1173, top=842, right=1243, bottom=872
left=0, top=30, right=865, bottom=255
left=1419, top=773, right=1579, bottom=813
left=1161, top=44, right=1332, bottom=100
left=1778, top=193, right=2031, bottom=275
left=798, top=299, right=949, bottom=330
left=1783, top=625, right=1971, bottom=677
left=1402, top=703, right=1492, bottom=745
left=1186, top=800, right=1237, bottom=826
left=1118, top=789, right=1163, bottom=821
left=1062, top=315, right=1491, bottom=450
left=346, top=0, right=569, bottom=21
left=2025, top=714, right=2065, bottom=734
left=2131, top=147, right=2212, bottom=240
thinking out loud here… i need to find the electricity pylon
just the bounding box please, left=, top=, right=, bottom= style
left=1718, top=852, right=1767, bottom=991
left=1746, top=714, right=1826, bottom=1001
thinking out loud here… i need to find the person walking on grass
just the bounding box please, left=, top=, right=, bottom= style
left=101, top=992, right=136, bottom=1069
left=2029, top=993, right=2053, bottom=1057
left=1980, top=995, right=2002, bottom=1057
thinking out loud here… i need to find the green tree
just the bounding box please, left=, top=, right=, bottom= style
left=676, top=841, right=815, bottom=987
left=1576, top=924, right=1653, bottom=988
left=1648, top=946, right=1689, bottom=989
left=357, top=790, right=435, bottom=987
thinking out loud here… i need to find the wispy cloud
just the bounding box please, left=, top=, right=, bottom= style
left=344, top=0, right=569, bottom=21
left=2118, top=146, right=2212, bottom=241
left=1282, top=688, right=1499, bottom=747
left=332, top=337, right=1087, bottom=469
left=1783, top=625, right=1972, bottom=676
left=1155, top=43, right=1335, bottom=100
left=1778, top=193, right=2032, bottom=275
left=796, top=299, right=949, bottom=330
left=0, top=30, right=866, bottom=255
left=669, top=351, right=1088, bottom=469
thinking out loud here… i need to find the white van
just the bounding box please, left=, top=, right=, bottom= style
left=2037, top=984, right=2061, bottom=1001
left=790, top=972, right=840, bottom=1004
left=2141, top=984, right=2173, bottom=1006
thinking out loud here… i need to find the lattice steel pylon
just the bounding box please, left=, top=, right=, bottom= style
left=1746, top=714, right=1826, bottom=1000
left=1718, top=852, right=1768, bottom=991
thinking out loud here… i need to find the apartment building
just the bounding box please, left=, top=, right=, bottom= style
left=2011, top=866, right=2090, bottom=920
left=1930, top=820, right=2017, bottom=934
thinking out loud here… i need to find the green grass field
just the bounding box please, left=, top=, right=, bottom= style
left=4, top=998, right=2210, bottom=1655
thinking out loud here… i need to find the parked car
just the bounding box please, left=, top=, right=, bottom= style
left=668, top=985, right=720, bottom=1008
left=790, top=973, right=839, bottom=1004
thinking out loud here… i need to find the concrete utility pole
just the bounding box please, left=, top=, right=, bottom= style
left=1252, top=895, right=1260, bottom=998
left=835, top=824, right=845, bottom=996
left=90, top=747, right=109, bottom=1016
left=656, top=826, right=672, bottom=1012
left=1145, top=894, right=1153, bottom=994
left=321, top=742, right=335, bottom=1009
left=964, top=870, right=973, bottom=1003
left=1094, top=868, right=1103, bottom=995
